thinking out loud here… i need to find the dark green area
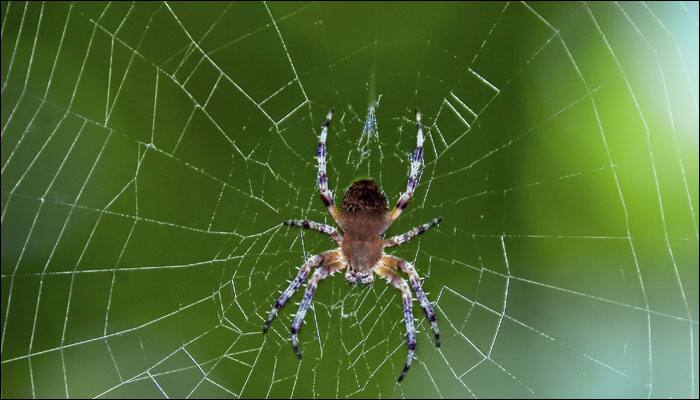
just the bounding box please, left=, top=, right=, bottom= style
left=1, top=1, right=698, bottom=398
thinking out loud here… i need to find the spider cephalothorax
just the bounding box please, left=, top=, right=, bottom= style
left=263, top=109, right=441, bottom=382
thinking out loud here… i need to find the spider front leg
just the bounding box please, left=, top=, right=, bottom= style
left=375, top=265, right=417, bottom=382
left=390, top=110, right=424, bottom=222
left=283, top=219, right=342, bottom=244
left=383, top=217, right=441, bottom=248
left=262, top=250, right=339, bottom=333
left=383, top=255, right=440, bottom=347
left=316, top=109, right=342, bottom=225
left=290, top=259, right=344, bottom=359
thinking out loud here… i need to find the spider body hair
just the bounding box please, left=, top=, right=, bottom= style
left=340, top=180, right=391, bottom=284
left=340, top=179, right=388, bottom=215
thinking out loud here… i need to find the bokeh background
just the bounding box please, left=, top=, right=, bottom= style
left=2, top=1, right=698, bottom=398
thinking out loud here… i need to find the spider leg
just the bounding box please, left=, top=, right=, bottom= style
left=383, top=217, right=441, bottom=248
left=316, top=109, right=342, bottom=224
left=375, top=265, right=416, bottom=382
left=262, top=250, right=339, bottom=333
left=290, top=258, right=345, bottom=359
left=283, top=219, right=342, bottom=244
left=383, top=255, right=440, bottom=348
left=390, top=110, right=424, bottom=222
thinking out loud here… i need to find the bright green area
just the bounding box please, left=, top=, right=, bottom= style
left=1, top=1, right=698, bottom=398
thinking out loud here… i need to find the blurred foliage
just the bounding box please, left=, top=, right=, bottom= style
left=1, top=1, right=698, bottom=398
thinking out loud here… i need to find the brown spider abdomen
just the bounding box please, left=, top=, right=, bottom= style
left=340, top=180, right=390, bottom=276
left=340, top=180, right=388, bottom=215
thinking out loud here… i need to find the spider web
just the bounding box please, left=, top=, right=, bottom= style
left=1, top=1, right=698, bottom=398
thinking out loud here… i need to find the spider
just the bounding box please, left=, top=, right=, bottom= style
left=262, top=109, right=441, bottom=382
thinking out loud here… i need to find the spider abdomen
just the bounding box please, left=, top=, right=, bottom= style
left=340, top=179, right=389, bottom=215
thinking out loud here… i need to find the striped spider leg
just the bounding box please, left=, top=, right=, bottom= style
left=375, top=263, right=416, bottom=382
left=264, top=111, right=346, bottom=355
left=279, top=110, right=343, bottom=244
left=380, top=111, right=439, bottom=381
left=262, top=250, right=344, bottom=335
left=316, top=109, right=342, bottom=224
left=389, top=109, right=425, bottom=222
left=290, top=253, right=345, bottom=358
left=378, top=255, right=440, bottom=382
left=383, top=217, right=442, bottom=248
left=382, top=255, right=440, bottom=347
left=283, top=219, right=342, bottom=244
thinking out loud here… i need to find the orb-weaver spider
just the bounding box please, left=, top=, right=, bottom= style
left=263, top=109, right=441, bottom=382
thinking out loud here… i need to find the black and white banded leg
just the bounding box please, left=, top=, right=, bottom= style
left=316, top=109, right=341, bottom=224
left=386, top=255, right=440, bottom=347
left=262, top=250, right=338, bottom=333
left=376, top=266, right=417, bottom=382
left=390, top=110, right=425, bottom=222
left=283, top=219, right=342, bottom=244
left=383, top=217, right=441, bottom=248
left=290, top=261, right=342, bottom=359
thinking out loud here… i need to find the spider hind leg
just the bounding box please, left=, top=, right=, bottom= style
left=289, top=254, right=345, bottom=358
left=375, top=265, right=417, bottom=382
left=383, top=255, right=440, bottom=347
left=262, top=250, right=339, bottom=334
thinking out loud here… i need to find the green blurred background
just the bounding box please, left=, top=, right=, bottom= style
left=1, top=1, right=698, bottom=398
